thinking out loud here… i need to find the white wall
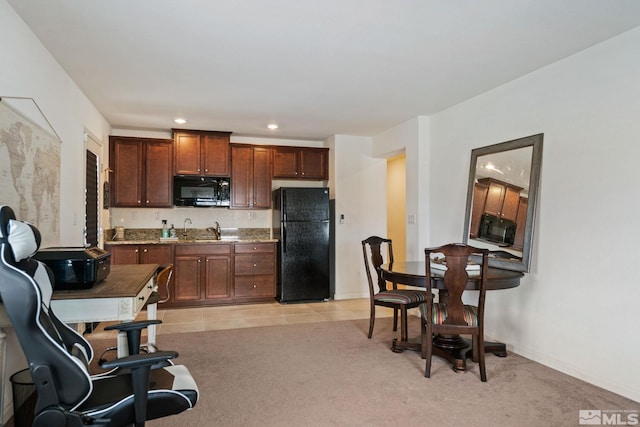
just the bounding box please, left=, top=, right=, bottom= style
left=1, top=0, right=112, bottom=420
left=426, top=28, right=640, bottom=401
left=328, top=135, right=386, bottom=299
left=372, top=117, right=430, bottom=260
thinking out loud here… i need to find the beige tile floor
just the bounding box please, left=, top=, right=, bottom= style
left=85, top=298, right=410, bottom=341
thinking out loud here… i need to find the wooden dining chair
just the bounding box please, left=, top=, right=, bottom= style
left=362, top=236, right=426, bottom=342
left=421, top=243, right=490, bottom=381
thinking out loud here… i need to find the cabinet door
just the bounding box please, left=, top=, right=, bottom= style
left=202, top=133, right=230, bottom=176
left=174, top=255, right=201, bottom=301
left=501, top=186, right=521, bottom=221
left=144, top=141, right=173, bottom=207
left=107, top=245, right=140, bottom=265
left=252, top=147, right=272, bottom=208
left=300, top=148, right=328, bottom=180
left=230, top=145, right=252, bottom=208
left=469, top=183, right=488, bottom=238
left=272, top=147, right=299, bottom=178
left=174, top=132, right=201, bottom=175
left=204, top=255, right=233, bottom=300
left=483, top=181, right=506, bottom=217
left=513, top=197, right=528, bottom=250
left=110, top=138, right=143, bottom=207
left=139, top=244, right=173, bottom=265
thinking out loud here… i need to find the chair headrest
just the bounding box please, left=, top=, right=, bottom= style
left=0, top=205, right=41, bottom=262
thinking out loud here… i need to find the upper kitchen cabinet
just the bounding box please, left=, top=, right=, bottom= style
left=231, top=144, right=273, bottom=209
left=272, top=146, right=329, bottom=180
left=173, top=129, right=231, bottom=177
left=476, top=177, right=523, bottom=222
left=109, top=136, right=173, bottom=208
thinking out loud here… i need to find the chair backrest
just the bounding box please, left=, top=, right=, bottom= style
left=424, top=243, right=489, bottom=330
left=362, top=236, right=394, bottom=295
left=0, top=205, right=93, bottom=413
left=155, top=263, right=174, bottom=304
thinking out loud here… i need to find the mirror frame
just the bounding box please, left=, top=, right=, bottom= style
left=462, top=133, right=543, bottom=272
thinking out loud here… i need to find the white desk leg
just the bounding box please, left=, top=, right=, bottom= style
left=0, top=328, right=7, bottom=426
left=146, top=302, right=157, bottom=353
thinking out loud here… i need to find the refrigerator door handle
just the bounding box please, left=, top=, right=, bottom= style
left=282, top=223, right=287, bottom=253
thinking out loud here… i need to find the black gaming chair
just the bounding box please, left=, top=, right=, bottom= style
left=0, top=205, right=199, bottom=427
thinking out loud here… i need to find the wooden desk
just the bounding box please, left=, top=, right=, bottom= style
left=0, top=264, right=157, bottom=423
left=379, top=262, right=523, bottom=370
left=51, top=263, right=158, bottom=323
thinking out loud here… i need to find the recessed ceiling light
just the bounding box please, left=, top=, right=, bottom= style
left=174, top=118, right=187, bottom=124
left=267, top=123, right=278, bottom=130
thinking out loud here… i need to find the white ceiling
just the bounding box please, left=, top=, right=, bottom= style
left=8, top=0, right=640, bottom=140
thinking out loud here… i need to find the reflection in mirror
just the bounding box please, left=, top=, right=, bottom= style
left=463, top=134, right=543, bottom=272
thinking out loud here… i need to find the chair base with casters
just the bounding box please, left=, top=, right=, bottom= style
left=0, top=205, right=199, bottom=426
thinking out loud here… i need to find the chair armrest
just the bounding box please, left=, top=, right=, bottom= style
left=103, top=319, right=162, bottom=332
left=103, top=320, right=163, bottom=356
left=100, top=350, right=178, bottom=370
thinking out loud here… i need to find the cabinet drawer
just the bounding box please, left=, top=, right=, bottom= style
left=135, top=276, right=155, bottom=313
left=234, top=242, right=275, bottom=254
left=235, top=254, right=275, bottom=275
left=175, top=244, right=232, bottom=256
left=234, top=275, right=275, bottom=297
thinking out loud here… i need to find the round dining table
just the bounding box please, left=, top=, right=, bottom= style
left=379, top=261, right=524, bottom=371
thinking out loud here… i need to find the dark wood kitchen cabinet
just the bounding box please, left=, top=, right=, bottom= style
left=109, top=136, right=173, bottom=208
left=173, top=244, right=233, bottom=305
left=105, top=243, right=174, bottom=301
left=476, top=178, right=522, bottom=222
left=233, top=242, right=276, bottom=302
left=272, top=146, right=328, bottom=180
left=230, top=144, right=273, bottom=209
left=513, top=197, right=528, bottom=250
left=173, top=129, right=231, bottom=176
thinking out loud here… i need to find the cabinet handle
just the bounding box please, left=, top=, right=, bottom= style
left=253, top=284, right=257, bottom=288
left=137, top=200, right=141, bottom=204
left=135, top=249, right=139, bottom=253
left=146, top=199, right=150, bottom=203
left=143, top=248, right=147, bottom=253
left=139, top=296, right=145, bottom=301
left=205, top=169, right=208, bottom=172
left=253, top=264, right=257, bottom=267
left=147, top=284, right=153, bottom=289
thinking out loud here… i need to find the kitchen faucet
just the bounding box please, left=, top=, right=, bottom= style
left=183, top=218, right=192, bottom=238
left=207, top=221, right=221, bottom=240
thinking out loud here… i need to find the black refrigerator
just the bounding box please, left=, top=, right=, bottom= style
left=272, top=187, right=331, bottom=303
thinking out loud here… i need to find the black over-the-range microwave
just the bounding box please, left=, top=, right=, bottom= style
left=173, top=176, right=231, bottom=207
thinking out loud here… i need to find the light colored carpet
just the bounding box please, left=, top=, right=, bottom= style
left=89, top=317, right=639, bottom=427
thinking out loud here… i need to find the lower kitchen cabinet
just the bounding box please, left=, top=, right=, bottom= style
left=173, top=244, right=233, bottom=305
left=234, top=242, right=276, bottom=302
left=105, top=243, right=174, bottom=302
left=108, top=241, right=276, bottom=307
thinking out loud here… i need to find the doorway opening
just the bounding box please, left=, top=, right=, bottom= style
left=386, top=153, right=406, bottom=263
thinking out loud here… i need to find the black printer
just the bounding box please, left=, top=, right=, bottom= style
left=33, top=247, right=111, bottom=290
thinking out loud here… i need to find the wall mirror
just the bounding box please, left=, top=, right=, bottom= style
left=462, top=133, right=543, bottom=272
